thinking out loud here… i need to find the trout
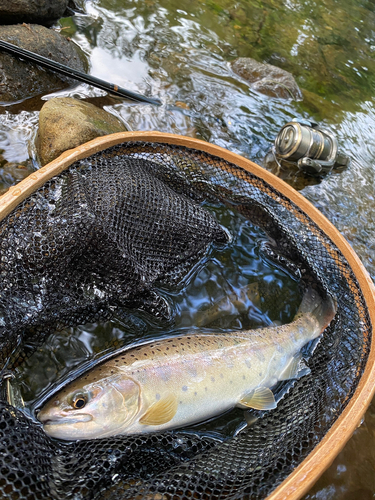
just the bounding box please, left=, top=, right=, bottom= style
left=38, top=288, right=336, bottom=440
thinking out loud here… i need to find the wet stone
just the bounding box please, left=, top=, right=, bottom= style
left=0, top=24, right=88, bottom=104
left=0, top=159, right=35, bottom=193
left=36, top=97, right=128, bottom=165
left=230, top=57, right=303, bottom=100
left=0, top=0, right=69, bottom=25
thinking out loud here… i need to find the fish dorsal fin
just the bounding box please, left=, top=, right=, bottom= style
left=279, top=353, right=310, bottom=381
left=139, top=395, right=178, bottom=426
left=239, top=387, right=276, bottom=410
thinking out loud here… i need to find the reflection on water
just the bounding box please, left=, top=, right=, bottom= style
left=1, top=0, right=375, bottom=497
left=305, top=396, right=375, bottom=500
left=0, top=111, right=39, bottom=163
left=303, top=103, right=375, bottom=282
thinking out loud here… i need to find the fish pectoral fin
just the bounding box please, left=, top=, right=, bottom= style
left=239, top=387, right=277, bottom=410
left=139, top=395, right=178, bottom=426
left=279, top=353, right=311, bottom=381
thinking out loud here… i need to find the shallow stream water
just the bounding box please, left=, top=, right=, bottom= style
left=1, top=0, right=375, bottom=498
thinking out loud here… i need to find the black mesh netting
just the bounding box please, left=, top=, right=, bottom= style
left=0, top=141, right=371, bottom=500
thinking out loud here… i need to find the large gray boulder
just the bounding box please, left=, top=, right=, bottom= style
left=0, top=24, right=88, bottom=103
left=231, top=57, right=302, bottom=100
left=0, top=0, right=69, bottom=25
left=36, top=97, right=128, bottom=165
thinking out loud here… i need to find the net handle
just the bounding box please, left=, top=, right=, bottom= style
left=1, top=131, right=374, bottom=500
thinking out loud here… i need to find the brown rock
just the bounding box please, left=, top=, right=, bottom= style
left=231, top=57, right=302, bottom=100
left=0, top=24, right=88, bottom=103
left=36, top=97, right=128, bottom=165
left=0, top=0, right=69, bottom=25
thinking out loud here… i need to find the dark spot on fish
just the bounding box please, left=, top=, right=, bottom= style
left=230, top=380, right=233, bottom=384
left=220, top=373, right=224, bottom=379
left=256, top=351, right=265, bottom=362
left=243, top=375, right=246, bottom=380
left=259, top=372, right=262, bottom=377
left=245, top=359, right=252, bottom=369
left=156, top=393, right=160, bottom=400
left=205, top=387, right=208, bottom=391
left=111, top=371, right=114, bottom=374
left=211, top=376, right=215, bottom=382
left=182, top=385, right=188, bottom=392
left=194, top=392, right=197, bottom=396
left=144, top=353, right=148, bottom=356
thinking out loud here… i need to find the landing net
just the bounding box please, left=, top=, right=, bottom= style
left=0, top=138, right=372, bottom=500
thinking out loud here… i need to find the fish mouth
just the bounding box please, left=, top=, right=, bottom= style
left=40, top=413, right=93, bottom=425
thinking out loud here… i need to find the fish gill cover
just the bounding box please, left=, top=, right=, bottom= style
left=0, top=141, right=371, bottom=500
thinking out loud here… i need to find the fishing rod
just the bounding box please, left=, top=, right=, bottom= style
left=0, top=39, right=162, bottom=106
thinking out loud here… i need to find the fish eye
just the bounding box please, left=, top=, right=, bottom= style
left=72, top=394, right=87, bottom=410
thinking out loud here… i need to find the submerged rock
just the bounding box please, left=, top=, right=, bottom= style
left=0, top=159, right=35, bottom=195
left=299, top=88, right=342, bottom=121
left=36, top=97, right=128, bottom=165
left=0, top=0, right=69, bottom=25
left=231, top=57, right=302, bottom=100
left=0, top=24, right=88, bottom=103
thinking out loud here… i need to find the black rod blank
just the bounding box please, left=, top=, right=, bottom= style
left=0, top=39, right=162, bottom=106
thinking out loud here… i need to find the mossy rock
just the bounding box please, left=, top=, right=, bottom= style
left=36, top=97, right=128, bottom=166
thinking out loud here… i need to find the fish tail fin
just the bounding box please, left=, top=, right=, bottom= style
left=295, top=287, right=337, bottom=335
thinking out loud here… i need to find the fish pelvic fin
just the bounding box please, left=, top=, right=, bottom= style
left=279, top=353, right=311, bottom=381
left=139, top=395, right=178, bottom=426
left=239, top=387, right=277, bottom=411
left=294, top=288, right=337, bottom=336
